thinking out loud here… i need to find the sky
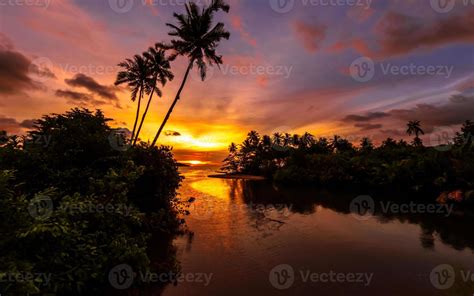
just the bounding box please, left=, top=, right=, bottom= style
left=0, top=0, right=474, bottom=164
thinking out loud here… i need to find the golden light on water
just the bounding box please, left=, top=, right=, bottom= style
left=181, top=160, right=209, bottom=165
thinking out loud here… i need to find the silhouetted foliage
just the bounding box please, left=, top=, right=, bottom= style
left=0, top=108, right=184, bottom=295
left=223, top=123, right=474, bottom=198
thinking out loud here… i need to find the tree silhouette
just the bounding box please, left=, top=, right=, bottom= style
left=134, top=47, right=174, bottom=145
left=115, top=55, right=152, bottom=144
left=150, top=0, right=230, bottom=147
left=407, top=120, right=425, bottom=147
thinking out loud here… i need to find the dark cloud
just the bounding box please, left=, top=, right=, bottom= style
left=0, top=34, right=55, bottom=94
left=19, top=119, right=36, bottom=129
left=292, top=21, right=327, bottom=53
left=55, top=89, right=108, bottom=106
left=0, top=116, right=19, bottom=130
left=375, top=11, right=474, bottom=57
left=343, top=112, right=390, bottom=122
left=0, top=50, right=41, bottom=94
left=388, top=97, right=474, bottom=133
left=165, top=130, right=181, bottom=136
left=354, top=123, right=383, bottom=131
left=0, top=116, right=35, bottom=133
left=65, top=74, right=118, bottom=100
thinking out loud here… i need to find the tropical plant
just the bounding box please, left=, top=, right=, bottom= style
left=150, top=0, right=230, bottom=147
left=115, top=55, right=152, bottom=144
left=407, top=120, right=425, bottom=147
left=133, top=47, right=174, bottom=145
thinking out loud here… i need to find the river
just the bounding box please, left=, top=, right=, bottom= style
left=162, top=166, right=474, bottom=296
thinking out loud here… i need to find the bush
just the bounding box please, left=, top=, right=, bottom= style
left=0, top=109, right=184, bottom=295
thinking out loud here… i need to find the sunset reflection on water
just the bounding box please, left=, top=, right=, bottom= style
left=162, top=166, right=474, bottom=296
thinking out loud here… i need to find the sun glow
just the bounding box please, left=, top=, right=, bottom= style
left=181, top=160, right=209, bottom=166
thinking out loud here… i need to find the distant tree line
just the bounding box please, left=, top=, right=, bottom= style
left=223, top=121, right=474, bottom=197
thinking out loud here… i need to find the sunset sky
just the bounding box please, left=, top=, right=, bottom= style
left=1, top=0, right=474, bottom=163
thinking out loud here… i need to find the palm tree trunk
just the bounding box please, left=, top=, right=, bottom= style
left=130, top=90, right=142, bottom=144
left=151, top=60, right=193, bottom=147
left=134, top=75, right=158, bottom=146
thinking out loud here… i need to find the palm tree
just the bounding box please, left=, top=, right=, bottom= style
left=283, top=133, right=292, bottom=147
left=272, top=132, right=283, bottom=146
left=359, top=137, right=373, bottom=152
left=150, top=0, right=230, bottom=147
left=300, top=132, right=315, bottom=149
left=133, top=47, right=174, bottom=145
left=115, top=55, right=151, bottom=144
left=406, top=120, right=424, bottom=147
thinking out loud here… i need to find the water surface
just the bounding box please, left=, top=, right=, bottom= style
left=163, top=166, right=474, bottom=296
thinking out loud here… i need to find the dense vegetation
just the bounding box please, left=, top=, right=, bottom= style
left=0, top=108, right=185, bottom=295
left=0, top=1, right=231, bottom=293
left=222, top=121, right=474, bottom=200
